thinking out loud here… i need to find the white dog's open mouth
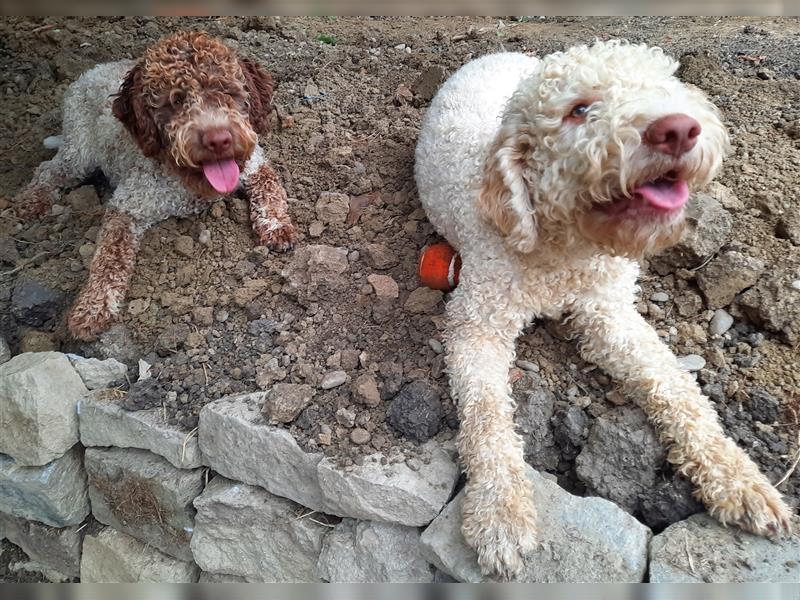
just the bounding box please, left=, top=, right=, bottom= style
left=596, top=172, right=689, bottom=217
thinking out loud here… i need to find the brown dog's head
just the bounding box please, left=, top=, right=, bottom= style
left=112, top=31, right=275, bottom=196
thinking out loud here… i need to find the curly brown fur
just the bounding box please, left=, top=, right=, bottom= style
left=245, top=163, right=298, bottom=251
left=112, top=30, right=273, bottom=197
left=67, top=211, right=140, bottom=341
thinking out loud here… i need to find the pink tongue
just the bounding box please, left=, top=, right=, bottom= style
left=634, top=179, right=689, bottom=211
left=202, top=159, right=240, bottom=194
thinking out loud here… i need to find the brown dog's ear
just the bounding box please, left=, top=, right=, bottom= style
left=477, top=124, right=538, bottom=253
left=112, top=63, right=162, bottom=157
left=239, top=57, right=275, bottom=134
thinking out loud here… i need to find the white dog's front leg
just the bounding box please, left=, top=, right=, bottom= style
left=445, top=283, right=537, bottom=580
left=572, top=302, right=793, bottom=537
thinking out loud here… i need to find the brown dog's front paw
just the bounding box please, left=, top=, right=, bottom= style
left=256, top=221, right=298, bottom=252
left=67, top=293, right=118, bottom=342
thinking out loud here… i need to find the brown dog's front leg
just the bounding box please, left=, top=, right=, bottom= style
left=67, top=210, right=142, bottom=341
left=243, top=162, right=298, bottom=252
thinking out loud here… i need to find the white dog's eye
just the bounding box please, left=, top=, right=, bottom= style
left=570, top=104, right=590, bottom=119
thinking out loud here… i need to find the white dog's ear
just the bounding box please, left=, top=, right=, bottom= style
left=477, top=125, right=537, bottom=253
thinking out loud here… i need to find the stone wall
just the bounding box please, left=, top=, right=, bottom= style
left=1, top=351, right=797, bottom=582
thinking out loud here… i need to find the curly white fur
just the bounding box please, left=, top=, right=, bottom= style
left=415, top=40, right=792, bottom=580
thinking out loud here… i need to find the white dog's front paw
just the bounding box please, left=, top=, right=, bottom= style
left=701, top=462, right=793, bottom=538
left=461, top=476, right=538, bottom=580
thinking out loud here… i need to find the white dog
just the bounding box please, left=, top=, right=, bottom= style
left=415, top=40, right=792, bottom=579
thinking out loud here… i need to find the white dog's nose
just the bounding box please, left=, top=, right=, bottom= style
left=644, top=114, right=701, bottom=158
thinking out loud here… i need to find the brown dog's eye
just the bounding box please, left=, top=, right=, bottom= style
left=170, top=92, right=186, bottom=107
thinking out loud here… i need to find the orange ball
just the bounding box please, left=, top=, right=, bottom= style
left=418, top=242, right=461, bottom=292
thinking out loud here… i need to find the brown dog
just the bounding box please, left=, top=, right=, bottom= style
left=13, top=31, right=297, bottom=340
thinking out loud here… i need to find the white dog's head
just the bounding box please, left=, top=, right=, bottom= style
left=478, top=40, right=730, bottom=258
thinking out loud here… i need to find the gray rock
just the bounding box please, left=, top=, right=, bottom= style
left=552, top=403, right=589, bottom=461
left=650, top=291, right=670, bottom=303
left=81, top=528, right=199, bottom=583
left=649, top=513, right=800, bottom=582
left=86, top=324, right=141, bottom=365
left=199, top=393, right=328, bottom=512
left=262, top=383, right=314, bottom=424
left=513, top=374, right=560, bottom=470
left=10, top=278, right=63, bottom=326
left=738, top=265, right=800, bottom=344
left=653, top=194, right=732, bottom=272
left=79, top=392, right=203, bottom=469
left=67, top=354, right=127, bottom=389
left=119, top=377, right=166, bottom=411
left=317, top=519, right=434, bottom=582
left=18, top=329, right=57, bottom=353
left=575, top=405, right=665, bottom=512
left=748, top=387, right=780, bottom=424
left=281, top=245, right=349, bottom=301
left=321, top=370, right=348, bottom=389
left=0, top=336, right=10, bottom=365
left=200, top=394, right=459, bottom=526
left=0, top=512, right=84, bottom=578
left=0, top=351, right=87, bottom=465
left=365, top=243, right=399, bottom=269
left=85, top=447, right=203, bottom=561
left=198, top=572, right=249, bottom=582
left=775, top=207, right=800, bottom=245
left=315, top=191, right=350, bottom=225
left=696, top=251, right=765, bottom=308
left=191, top=476, right=328, bottom=582
left=404, top=287, right=443, bottom=314
left=420, top=466, right=651, bottom=582
left=155, top=323, right=191, bottom=357
left=352, top=373, right=381, bottom=407
left=386, top=380, right=443, bottom=443
left=317, top=441, right=459, bottom=526
left=174, top=235, right=194, bottom=257
left=0, top=446, right=89, bottom=527
left=66, top=185, right=100, bottom=212
left=708, top=309, right=734, bottom=335
left=515, top=359, right=539, bottom=372
left=0, top=235, right=20, bottom=266
left=677, top=354, right=706, bottom=372
left=637, top=475, right=703, bottom=530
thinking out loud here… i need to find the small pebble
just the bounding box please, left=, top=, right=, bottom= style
left=650, top=291, right=670, bottom=303
left=198, top=229, right=211, bottom=245
left=321, top=370, right=348, bottom=389
left=709, top=309, right=734, bottom=336
left=43, top=135, right=63, bottom=149
left=515, top=360, right=540, bottom=372
left=335, top=407, right=356, bottom=428
left=792, top=280, right=800, bottom=291
left=678, top=354, right=706, bottom=372
left=428, top=338, right=443, bottom=354
left=350, top=428, right=371, bottom=445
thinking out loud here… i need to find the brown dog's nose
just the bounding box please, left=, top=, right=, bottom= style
left=201, top=129, right=233, bottom=154
left=644, top=114, right=701, bottom=158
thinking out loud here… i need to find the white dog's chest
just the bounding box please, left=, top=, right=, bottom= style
left=512, top=254, right=641, bottom=319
